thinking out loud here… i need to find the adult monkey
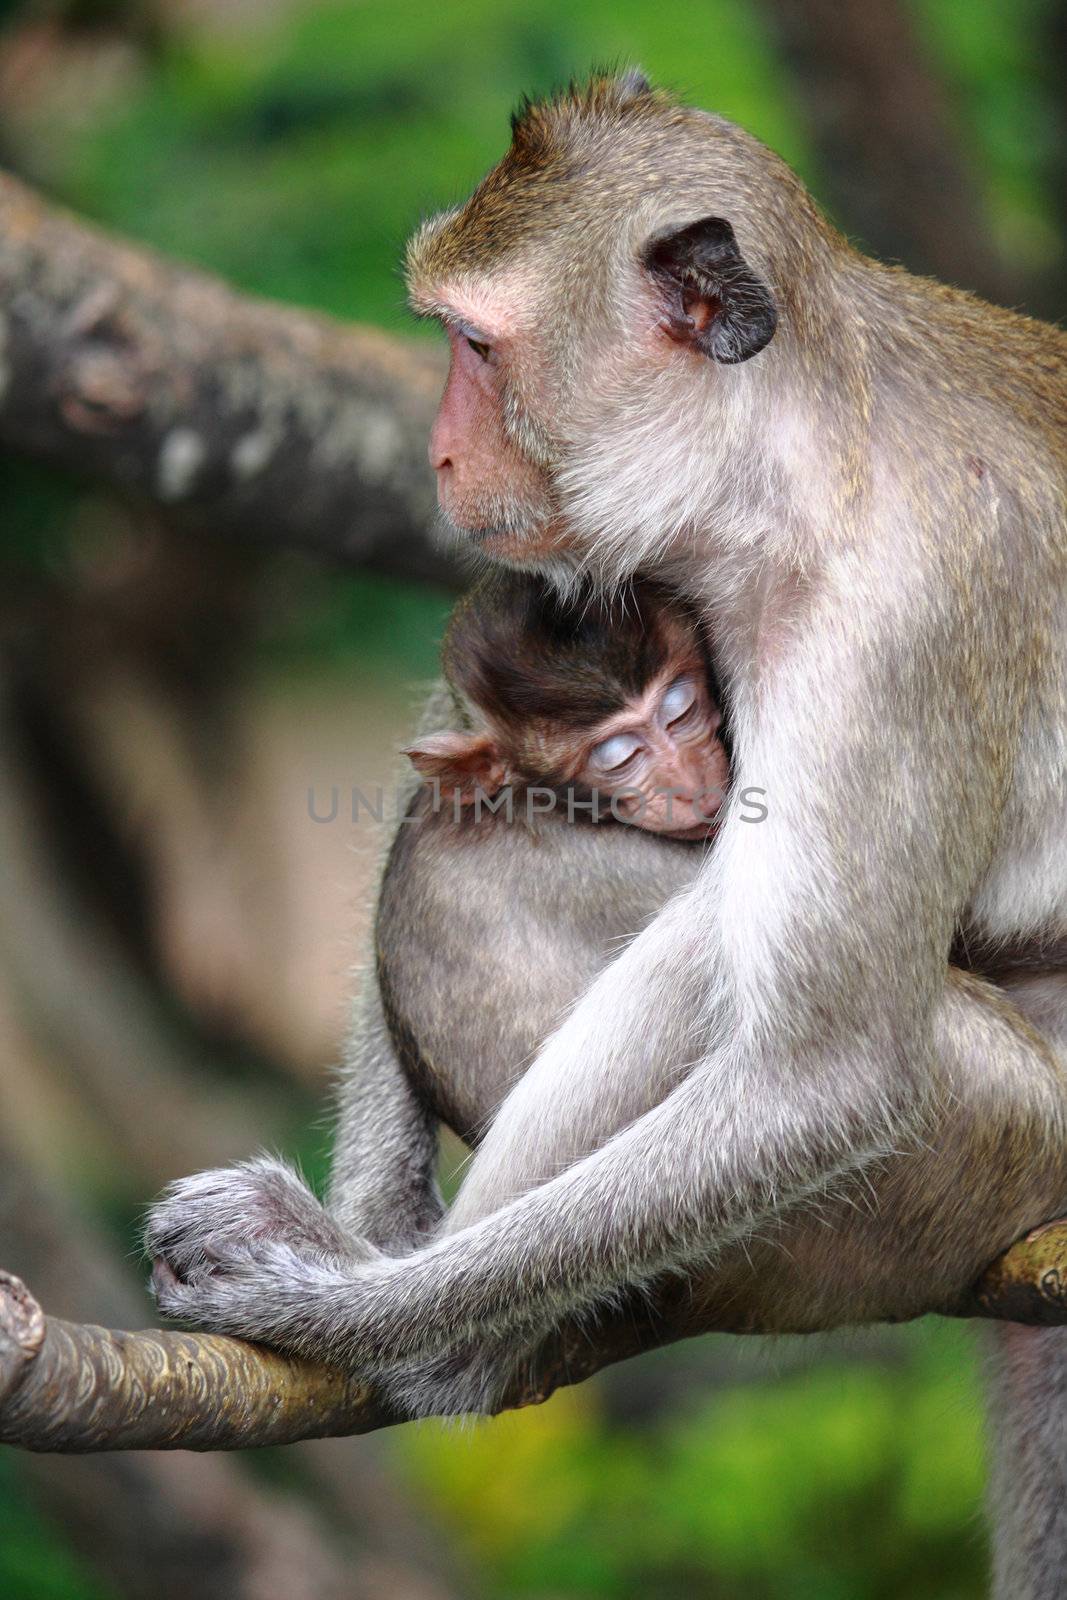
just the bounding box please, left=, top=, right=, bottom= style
left=148, top=75, right=1067, bottom=1594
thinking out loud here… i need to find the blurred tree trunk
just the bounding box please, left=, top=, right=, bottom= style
left=0, top=170, right=456, bottom=584
left=0, top=171, right=463, bottom=1125
left=0, top=160, right=471, bottom=1577
left=1047, top=0, right=1067, bottom=310
left=759, top=0, right=1017, bottom=305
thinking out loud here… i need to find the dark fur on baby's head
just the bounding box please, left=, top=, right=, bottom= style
left=443, top=572, right=704, bottom=748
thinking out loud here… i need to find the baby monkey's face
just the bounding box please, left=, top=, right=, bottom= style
left=565, top=656, right=729, bottom=839
left=406, top=610, right=730, bottom=840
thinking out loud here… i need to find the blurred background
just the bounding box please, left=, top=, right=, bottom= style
left=0, top=1, right=1063, bottom=1596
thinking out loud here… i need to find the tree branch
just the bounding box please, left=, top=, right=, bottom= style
left=0, top=170, right=457, bottom=584
left=4, top=1223, right=1067, bottom=1452
left=954, top=1218, right=1067, bottom=1325
left=0, top=1269, right=396, bottom=1451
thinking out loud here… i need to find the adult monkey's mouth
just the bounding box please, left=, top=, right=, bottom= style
left=474, top=515, right=578, bottom=568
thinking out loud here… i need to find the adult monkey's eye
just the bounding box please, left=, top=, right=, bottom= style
left=466, top=336, right=492, bottom=361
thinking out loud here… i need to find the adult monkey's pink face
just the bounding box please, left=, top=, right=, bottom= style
left=406, top=73, right=783, bottom=576
left=425, top=311, right=558, bottom=564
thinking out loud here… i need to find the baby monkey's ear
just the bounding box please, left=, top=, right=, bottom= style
left=403, top=731, right=508, bottom=806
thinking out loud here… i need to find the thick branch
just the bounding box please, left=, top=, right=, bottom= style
left=954, top=1218, right=1067, bottom=1325
left=4, top=1223, right=1067, bottom=1452
left=0, top=1270, right=395, bottom=1451
left=0, top=170, right=456, bottom=583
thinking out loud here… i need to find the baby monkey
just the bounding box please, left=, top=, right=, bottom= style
left=405, top=573, right=731, bottom=840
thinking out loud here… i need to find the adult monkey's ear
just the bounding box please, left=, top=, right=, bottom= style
left=643, top=216, right=778, bottom=364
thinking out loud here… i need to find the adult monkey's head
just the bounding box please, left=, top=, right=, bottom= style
left=406, top=71, right=837, bottom=583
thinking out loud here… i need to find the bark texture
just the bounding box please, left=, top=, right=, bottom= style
left=0, top=1270, right=393, bottom=1451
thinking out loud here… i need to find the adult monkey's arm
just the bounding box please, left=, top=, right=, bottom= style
left=142, top=593, right=1067, bottom=1388
left=3, top=1227, right=1066, bottom=1453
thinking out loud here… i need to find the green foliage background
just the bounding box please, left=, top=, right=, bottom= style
left=2, top=0, right=1061, bottom=1594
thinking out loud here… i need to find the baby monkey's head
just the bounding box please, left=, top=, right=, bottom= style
left=406, top=572, right=729, bottom=839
